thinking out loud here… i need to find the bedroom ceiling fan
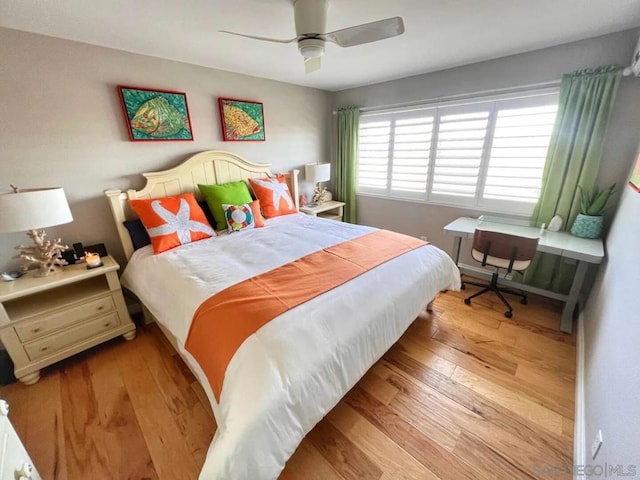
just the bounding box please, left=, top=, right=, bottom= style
left=219, top=0, right=405, bottom=73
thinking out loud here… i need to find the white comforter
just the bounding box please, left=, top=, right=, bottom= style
left=121, top=214, right=460, bottom=479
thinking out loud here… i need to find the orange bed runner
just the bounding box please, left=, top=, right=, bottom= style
left=184, top=230, right=427, bottom=401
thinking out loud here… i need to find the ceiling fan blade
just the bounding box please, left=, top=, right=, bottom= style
left=324, top=17, right=404, bottom=48
left=304, top=56, right=321, bottom=74
left=219, top=30, right=298, bottom=44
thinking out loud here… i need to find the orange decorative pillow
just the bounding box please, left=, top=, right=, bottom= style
left=129, top=193, right=215, bottom=254
left=249, top=200, right=265, bottom=227
left=248, top=175, right=297, bottom=218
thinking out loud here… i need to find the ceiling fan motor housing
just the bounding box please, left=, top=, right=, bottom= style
left=294, top=0, right=328, bottom=36
left=298, top=38, right=325, bottom=58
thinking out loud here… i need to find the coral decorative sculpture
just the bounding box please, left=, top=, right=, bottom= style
left=311, top=185, right=330, bottom=204
left=14, top=229, right=68, bottom=276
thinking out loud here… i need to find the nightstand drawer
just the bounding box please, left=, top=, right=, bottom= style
left=24, top=312, right=120, bottom=361
left=14, top=295, right=115, bottom=342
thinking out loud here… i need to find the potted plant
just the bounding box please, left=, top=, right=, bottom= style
left=570, top=183, right=616, bottom=239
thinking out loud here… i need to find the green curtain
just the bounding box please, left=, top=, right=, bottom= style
left=521, top=65, right=623, bottom=293
left=335, top=106, right=360, bottom=223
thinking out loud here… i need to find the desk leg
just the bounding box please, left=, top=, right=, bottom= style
left=452, top=237, right=462, bottom=265
left=561, top=260, right=589, bottom=334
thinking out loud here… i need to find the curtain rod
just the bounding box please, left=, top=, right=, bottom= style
left=332, top=79, right=561, bottom=115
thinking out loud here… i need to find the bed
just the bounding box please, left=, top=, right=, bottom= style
left=105, top=150, right=461, bottom=480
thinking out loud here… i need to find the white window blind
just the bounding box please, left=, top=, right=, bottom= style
left=358, top=121, right=391, bottom=190
left=483, top=104, right=558, bottom=205
left=357, top=89, right=559, bottom=215
left=357, top=110, right=435, bottom=199
left=432, top=110, right=490, bottom=199
left=390, top=116, right=433, bottom=196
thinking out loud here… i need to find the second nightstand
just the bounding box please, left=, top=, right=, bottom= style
left=299, top=200, right=346, bottom=221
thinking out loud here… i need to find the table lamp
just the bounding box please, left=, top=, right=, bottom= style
left=305, top=163, right=331, bottom=205
left=0, top=185, right=73, bottom=276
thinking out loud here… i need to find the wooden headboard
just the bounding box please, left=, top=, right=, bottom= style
left=105, top=150, right=300, bottom=260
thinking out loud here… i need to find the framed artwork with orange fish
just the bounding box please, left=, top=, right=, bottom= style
left=218, top=98, right=265, bottom=141
left=118, top=86, right=194, bottom=141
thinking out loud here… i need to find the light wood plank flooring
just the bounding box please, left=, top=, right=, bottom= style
left=0, top=286, right=576, bottom=480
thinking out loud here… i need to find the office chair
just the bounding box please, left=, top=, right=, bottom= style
left=461, top=229, right=539, bottom=318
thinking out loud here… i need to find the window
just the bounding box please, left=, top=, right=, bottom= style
left=357, top=90, right=559, bottom=215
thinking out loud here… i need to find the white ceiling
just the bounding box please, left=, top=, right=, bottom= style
left=1, top=0, right=639, bottom=91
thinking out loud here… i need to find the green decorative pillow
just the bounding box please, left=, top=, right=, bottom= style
left=198, top=181, right=253, bottom=230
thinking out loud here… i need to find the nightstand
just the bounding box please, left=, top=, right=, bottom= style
left=299, top=201, right=346, bottom=221
left=0, top=255, right=136, bottom=385
left=0, top=400, right=41, bottom=479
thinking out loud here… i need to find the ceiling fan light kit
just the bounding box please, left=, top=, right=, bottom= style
left=299, top=38, right=325, bottom=59
left=220, top=0, right=404, bottom=73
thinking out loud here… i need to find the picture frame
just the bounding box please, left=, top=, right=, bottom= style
left=629, top=152, right=640, bottom=193
left=117, top=86, right=193, bottom=141
left=218, top=98, right=265, bottom=141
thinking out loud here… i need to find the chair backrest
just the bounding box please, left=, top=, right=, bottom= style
left=471, top=229, right=539, bottom=273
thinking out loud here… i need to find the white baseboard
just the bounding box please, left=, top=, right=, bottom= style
left=574, top=312, right=586, bottom=478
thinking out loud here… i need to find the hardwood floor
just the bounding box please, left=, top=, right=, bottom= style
left=0, top=286, right=576, bottom=480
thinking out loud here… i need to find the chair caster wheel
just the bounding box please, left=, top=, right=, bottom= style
left=504, top=311, right=512, bottom=318
left=520, top=298, right=528, bottom=305
left=464, top=298, right=471, bottom=305
left=461, top=283, right=466, bottom=290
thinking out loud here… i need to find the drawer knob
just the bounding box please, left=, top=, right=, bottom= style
left=32, top=327, right=41, bottom=333
left=16, top=462, right=33, bottom=478
left=104, top=322, right=112, bottom=328
left=41, top=346, right=49, bottom=352
left=97, top=305, right=105, bottom=311
left=0, top=400, right=8, bottom=416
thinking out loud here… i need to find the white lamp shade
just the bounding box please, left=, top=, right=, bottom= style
left=305, top=163, right=331, bottom=183
left=0, top=187, right=73, bottom=233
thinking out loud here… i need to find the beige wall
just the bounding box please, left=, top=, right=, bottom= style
left=583, top=175, right=640, bottom=469
left=0, top=27, right=331, bottom=270
left=333, top=29, right=640, bottom=260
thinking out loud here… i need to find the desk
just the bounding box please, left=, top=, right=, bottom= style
left=444, top=216, right=604, bottom=333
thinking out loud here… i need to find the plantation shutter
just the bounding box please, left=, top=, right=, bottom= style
left=355, top=89, right=559, bottom=215
left=357, top=120, right=391, bottom=192
left=482, top=104, right=558, bottom=203
left=431, top=106, right=491, bottom=203
left=389, top=114, right=434, bottom=199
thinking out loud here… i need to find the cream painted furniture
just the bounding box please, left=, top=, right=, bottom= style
left=299, top=200, right=345, bottom=221
left=0, top=256, right=136, bottom=385
left=444, top=216, right=604, bottom=333
left=0, top=400, right=41, bottom=480
left=105, top=150, right=300, bottom=261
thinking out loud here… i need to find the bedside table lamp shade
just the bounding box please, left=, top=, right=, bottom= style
left=305, top=163, right=331, bottom=204
left=0, top=186, right=73, bottom=276
left=305, top=163, right=331, bottom=184
left=0, top=187, right=73, bottom=233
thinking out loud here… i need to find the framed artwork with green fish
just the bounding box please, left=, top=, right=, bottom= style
left=118, top=86, right=194, bottom=141
left=218, top=98, right=265, bottom=141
